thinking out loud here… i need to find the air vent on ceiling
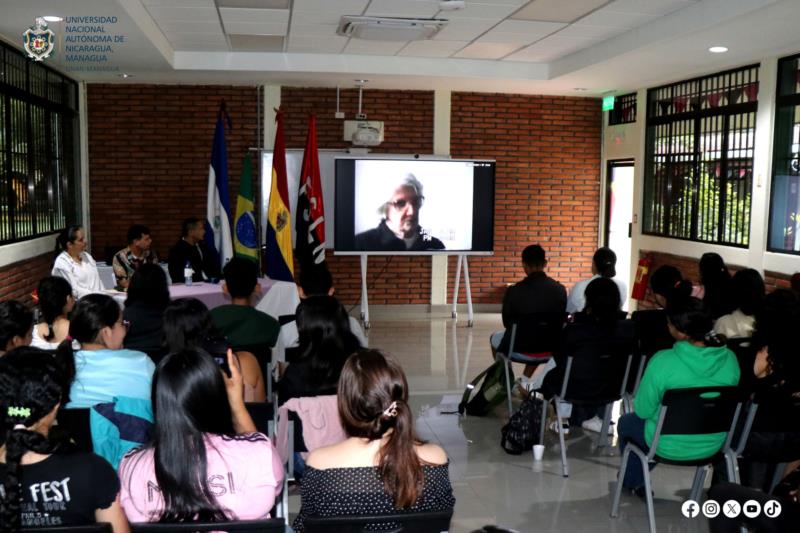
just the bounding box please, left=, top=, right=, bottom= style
left=336, top=16, right=448, bottom=42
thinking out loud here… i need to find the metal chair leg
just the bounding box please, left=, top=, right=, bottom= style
left=610, top=446, right=632, bottom=517
left=689, top=465, right=708, bottom=503
left=556, top=404, right=569, bottom=477
left=539, top=397, right=548, bottom=446
left=640, top=453, right=656, bottom=533
left=502, top=355, right=513, bottom=417
left=598, top=402, right=613, bottom=449
left=768, top=462, right=786, bottom=494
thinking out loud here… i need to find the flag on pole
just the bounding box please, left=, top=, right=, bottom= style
left=233, top=153, right=258, bottom=262
left=265, top=109, right=294, bottom=281
left=296, top=114, right=326, bottom=269
left=205, top=102, right=234, bottom=270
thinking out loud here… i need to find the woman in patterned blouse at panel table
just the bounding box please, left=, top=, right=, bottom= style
left=293, top=349, right=455, bottom=532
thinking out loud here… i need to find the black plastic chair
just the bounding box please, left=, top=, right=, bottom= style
left=610, top=386, right=745, bottom=533
left=23, top=525, right=112, bottom=533
left=130, top=518, right=285, bottom=532
left=54, top=408, right=92, bottom=452
left=541, top=321, right=636, bottom=477
left=244, top=402, right=275, bottom=436
left=303, top=509, right=453, bottom=533
left=497, top=312, right=567, bottom=416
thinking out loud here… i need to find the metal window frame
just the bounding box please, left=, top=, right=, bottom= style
left=608, top=92, right=637, bottom=126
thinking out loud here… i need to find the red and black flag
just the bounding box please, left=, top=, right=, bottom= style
left=296, top=114, right=326, bottom=269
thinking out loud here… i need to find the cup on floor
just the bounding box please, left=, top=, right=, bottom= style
left=532, top=444, right=545, bottom=461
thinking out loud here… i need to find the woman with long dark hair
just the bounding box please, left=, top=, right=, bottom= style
left=0, top=347, right=129, bottom=532
left=0, top=300, right=33, bottom=355
left=51, top=225, right=103, bottom=298
left=277, top=295, right=362, bottom=405
left=616, top=297, right=740, bottom=496
left=293, top=349, right=454, bottom=532
left=118, top=348, right=282, bottom=523
left=31, top=276, right=75, bottom=350
left=567, top=247, right=627, bottom=313
left=57, top=293, right=154, bottom=408
left=163, top=298, right=265, bottom=402
left=698, top=252, right=735, bottom=319
left=649, top=265, right=695, bottom=307
left=123, top=264, right=170, bottom=362
left=714, top=268, right=765, bottom=340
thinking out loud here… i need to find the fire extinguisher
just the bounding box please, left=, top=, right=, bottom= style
left=631, top=256, right=653, bottom=301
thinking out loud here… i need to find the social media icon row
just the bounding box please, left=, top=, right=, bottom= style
left=681, top=499, right=782, bottom=519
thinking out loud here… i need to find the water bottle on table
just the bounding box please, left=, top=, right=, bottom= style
left=184, top=261, right=194, bottom=286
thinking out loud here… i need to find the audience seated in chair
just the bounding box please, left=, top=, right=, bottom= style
left=292, top=349, right=454, bottom=532
left=211, top=257, right=280, bottom=352
left=567, top=247, right=628, bottom=313
left=59, top=294, right=154, bottom=409
left=118, top=348, right=283, bottom=524
left=698, top=252, right=735, bottom=320
left=714, top=268, right=764, bottom=340
left=164, top=298, right=265, bottom=402
left=616, top=297, right=740, bottom=496
left=52, top=225, right=104, bottom=299
left=123, top=265, right=170, bottom=364
left=0, top=300, right=33, bottom=356
left=274, top=262, right=367, bottom=365
left=490, top=244, right=566, bottom=378
left=0, top=347, right=130, bottom=532
left=31, top=277, right=74, bottom=350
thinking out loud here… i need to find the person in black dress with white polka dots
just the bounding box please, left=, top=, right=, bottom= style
left=293, top=349, right=455, bottom=532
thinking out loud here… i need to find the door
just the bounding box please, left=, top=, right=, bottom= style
left=605, top=160, right=634, bottom=308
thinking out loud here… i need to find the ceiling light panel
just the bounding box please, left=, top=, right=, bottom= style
left=477, top=20, right=566, bottom=43
left=512, top=0, right=610, bottom=23
left=434, top=1, right=519, bottom=19
left=454, top=41, right=523, bottom=59
left=365, top=0, right=440, bottom=18
left=220, top=8, right=289, bottom=24
left=555, top=24, right=626, bottom=40
left=606, top=0, right=697, bottom=16
left=142, top=0, right=215, bottom=6
left=228, top=34, right=284, bottom=51
left=145, top=7, right=219, bottom=21
left=218, top=0, right=290, bottom=8
left=398, top=40, right=469, bottom=58
left=292, top=0, right=369, bottom=12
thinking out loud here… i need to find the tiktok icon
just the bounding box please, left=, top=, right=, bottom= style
left=763, top=500, right=782, bottom=518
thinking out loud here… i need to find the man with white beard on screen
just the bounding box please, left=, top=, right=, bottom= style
left=354, top=174, right=445, bottom=251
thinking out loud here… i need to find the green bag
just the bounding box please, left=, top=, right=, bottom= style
left=458, top=359, right=513, bottom=417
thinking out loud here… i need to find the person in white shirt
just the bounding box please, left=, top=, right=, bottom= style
left=567, top=247, right=628, bottom=314
left=714, top=268, right=765, bottom=340
left=51, top=225, right=103, bottom=299
left=274, top=263, right=367, bottom=364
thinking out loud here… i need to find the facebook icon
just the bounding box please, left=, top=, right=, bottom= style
left=681, top=500, right=700, bottom=518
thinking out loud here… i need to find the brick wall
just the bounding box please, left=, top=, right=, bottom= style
left=0, top=253, right=54, bottom=307
left=86, top=85, right=259, bottom=263
left=85, top=86, right=602, bottom=306
left=636, top=250, right=792, bottom=309
left=449, top=93, right=602, bottom=304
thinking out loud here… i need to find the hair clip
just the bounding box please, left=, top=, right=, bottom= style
left=13, top=424, right=27, bottom=431
left=8, top=406, right=31, bottom=418
left=382, top=401, right=398, bottom=418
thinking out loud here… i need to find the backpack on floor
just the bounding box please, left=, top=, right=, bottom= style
left=500, top=391, right=543, bottom=454
left=458, top=359, right=513, bottom=417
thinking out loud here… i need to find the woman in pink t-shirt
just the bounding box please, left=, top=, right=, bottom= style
left=118, top=348, right=283, bottom=524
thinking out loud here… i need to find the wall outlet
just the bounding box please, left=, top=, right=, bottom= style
left=335, top=111, right=345, bottom=119
left=355, top=112, right=367, bottom=120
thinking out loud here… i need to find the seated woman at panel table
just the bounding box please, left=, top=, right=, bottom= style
left=31, top=276, right=75, bottom=351
left=0, top=347, right=130, bottom=532
left=163, top=297, right=266, bottom=402
left=52, top=225, right=104, bottom=299
left=0, top=300, right=33, bottom=356
left=123, top=264, right=170, bottom=364
left=293, top=349, right=454, bottom=532
left=616, top=297, right=740, bottom=497
left=59, top=294, right=154, bottom=408
left=118, top=348, right=282, bottom=524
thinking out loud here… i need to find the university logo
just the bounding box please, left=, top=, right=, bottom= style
left=23, top=18, right=55, bottom=61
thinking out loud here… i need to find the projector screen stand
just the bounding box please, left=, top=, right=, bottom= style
left=451, top=255, right=474, bottom=327
left=360, top=254, right=370, bottom=329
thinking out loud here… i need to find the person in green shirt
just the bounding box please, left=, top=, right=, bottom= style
left=211, top=257, right=280, bottom=351
left=617, top=296, right=740, bottom=494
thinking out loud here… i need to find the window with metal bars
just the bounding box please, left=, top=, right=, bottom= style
left=608, top=92, right=637, bottom=125
left=0, top=41, right=80, bottom=245
left=642, top=65, right=758, bottom=247
left=768, top=53, right=800, bottom=254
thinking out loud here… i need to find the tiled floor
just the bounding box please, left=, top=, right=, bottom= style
left=300, top=312, right=713, bottom=533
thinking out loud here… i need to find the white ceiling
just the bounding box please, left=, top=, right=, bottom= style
left=0, top=0, right=799, bottom=95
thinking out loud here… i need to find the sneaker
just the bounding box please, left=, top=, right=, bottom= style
left=581, top=415, right=615, bottom=435
left=548, top=420, right=570, bottom=435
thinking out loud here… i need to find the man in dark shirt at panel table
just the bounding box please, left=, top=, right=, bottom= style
left=490, top=244, right=567, bottom=377
left=167, top=217, right=222, bottom=284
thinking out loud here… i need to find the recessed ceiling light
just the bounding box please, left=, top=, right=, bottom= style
left=42, top=16, right=63, bottom=22
left=118, top=73, right=133, bottom=79
left=709, top=46, right=728, bottom=53
left=573, top=87, right=588, bottom=91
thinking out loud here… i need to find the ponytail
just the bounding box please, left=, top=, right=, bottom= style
left=55, top=339, right=76, bottom=404
left=592, top=247, right=617, bottom=279
left=2, top=428, right=57, bottom=531
left=37, top=277, right=73, bottom=343
left=375, top=399, right=423, bottom=509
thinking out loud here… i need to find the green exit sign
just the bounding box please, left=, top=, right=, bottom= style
left=602, top=95, right=615, bottom=111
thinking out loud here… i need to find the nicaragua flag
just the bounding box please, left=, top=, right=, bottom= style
left=234, top=153, right=258, bottom=262
left=205, top=102, right=234, bottom=269
left=296, top=113, right=326, bottom=269
left=265, top=109, right=294, bottom=281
